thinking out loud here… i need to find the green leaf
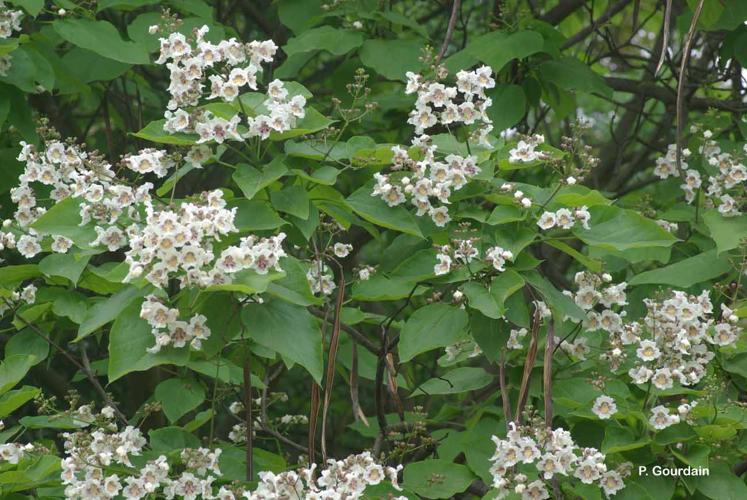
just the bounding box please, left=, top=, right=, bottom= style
left=359, top=38, right=424, bottom=81
left=154, top=378, right=205, bottom=423
left=347, top=184, right=423, bottom=237
left=61, top=48, right=132, bottom=84
left=241, top=299, right=323, bottom=383
left=615, top=475, right=675, bottom=500
left=399, top=304, right=468, bottom=362
left=38, top=252, right=92, bottom=285
left=0, top=265, right=41, bottom=288
left=470, top=312, right=507, bottom=362
left=539, top=57, right=612, bottom=97
left=283, top=26, right=363, bottom=57
left=463, top=282, right=502, bottom=319
left=0, top=38, right=18, bottom=57
left=149, top=426, right=200, bottom=452
left=0, top=355, right=36, bottom=396
left=0, top=386, right=40, bottom=418
left=231, top=200, right=287, bottom=231
left=485, top=205, right=525, bottom=225
left=31, top=196, right=97, bottom=247
left=270, top=107, right=333, bottom=140
left=53, top=19, right=151, bottom=65
left=77, top=285, right=150, bottom=340
left=411, top=367, right=492, bottom=396
left=469, top=30, right=544, bottom=72
left=523, top=270, right=585, bottom=321
left=693, top=462, right=747, bottom=500
left=8, top=0, right=44, bottom=16
left=629, top=249, right=732, bottom=287
left=270, top=185, right=310, bottom=219
left=266, top=257, right=322, bottom=306
left=97, top=0, right=160, bottom=11
left=233, top=158, right=288, bottom=200
left=485, top=84, right=526, bottom=132
left=602, top=426, right=650, bottom=454
left=6, top=328, right=48, bottom=365
left=292, top=165, right=340, bottom=185
left=403, top=459, right=475, bottom=499
left=573, top=206, right=677, bottom=252
left=702, top=210, right=747, bottom=254
left=490, top=270, right=526, bottom=308
left=132, top=119, right=198, bottom=145
left=352, top=275, right=424, bottom=301
left=108, top=301, right=189, bottom=382
left=20, top=414, right=88, bottom=429
left=166, top=0, right=212, bottom=18
left=545, top=239, right=602, bottom=272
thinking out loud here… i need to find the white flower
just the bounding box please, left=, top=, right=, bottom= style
left=333, top=242, right=353, bottom=258
left=592, top=395, right=617, bottom=419
left=555, top=208, right=574, bottom=229
left=651, top=368, right=673, bottom=390
left=649, top=405, right=679, bottom=430
left=17, top=234, right=41, bottom=258
left=537, top=211, right=557, bottom=230
left=600, top=471, right=625, bottom=496
left=429, top=206, right=450, bottom=227
left=434, top=253, right=451, bottom=275
left=636, top=339, right=660, bottom=361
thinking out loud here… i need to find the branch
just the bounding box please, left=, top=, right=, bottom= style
left=562, top=0, right=634, bottom=49
left=436, top=0, right=461, bottom=64
left=7, top=299, right=127, bottom=425
left=676, top=0, right=705, bottom=171
left=604, top=77, right=747, bottom=112
left=309, top=307, right=379, bottom=355
left=539, top=0, right=585, bottom=25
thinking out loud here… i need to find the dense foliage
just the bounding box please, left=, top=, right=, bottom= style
left=0, top=0, right=746, bottom=498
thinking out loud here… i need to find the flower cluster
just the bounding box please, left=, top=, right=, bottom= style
left=623, top=291, right=740, bottom=390
left=155, top=25, right=306, bottom=143
left=124, top=190, right=286, bottom=289
left=372, top=66, right=496, bottom=224
left=433, top=239, right=514, bottom=276
left=0, top=282, right=36, bottom=316
left=11, top=134, right=145, bottom=258
left=564, top=272, right=628, bottom=344
left=654, top=131, right=746, bottom=216
left=489, top=422, right=627, bottom=498
left=372, top=146, right=480, bottom=226
left=0, top=1, right=23, bottom=76
left=405, top=66, right=495, bottom=137
left=0, top=1, right=22, bottom=39
left=245, top=452, right=405, bottom=499
left=498, top=182, right=533, bottom=208
left=122, top=148, right=175, bottom=178
left=508, top=134, right=548, bottom=163
left=60, top=406, right=223, bottom=499
left=306, top=258, right=336, bottom=296
left=139, top=296, right=211, bottom=353
left=536, top=206, right=591, bottom=231
left=0, top=442, right=34, bottom=465
left=444, top=338, right=482, bottom=362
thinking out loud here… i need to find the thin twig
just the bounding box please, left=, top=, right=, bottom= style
left=6, top=299, right=127, bottom=425
left=436, top=0, right=461, bottom=64
left=243, top=350, right=253, bottom=480
left=655, top=0, right=673, bottom=76
left=499, top=351, right=513, bottom=426
left=543, top=320, right=554, bottom=429
left=321, top=270, right=345, bottom=461
left=675, top=0, right=705, bottom=172
left=515, top=308, right=541, bottom=423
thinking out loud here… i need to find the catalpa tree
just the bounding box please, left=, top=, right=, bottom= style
left=0, top=0, right=745, bottom=499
